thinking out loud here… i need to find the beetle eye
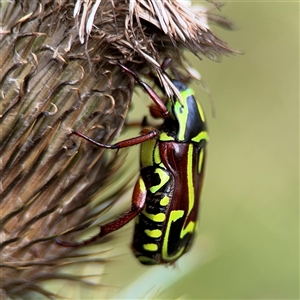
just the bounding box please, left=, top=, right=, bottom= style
left=149, top=105, right=164, bottom=118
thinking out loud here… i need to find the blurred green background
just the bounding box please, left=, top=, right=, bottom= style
left=169, top=1, right=299, bottom=299
left=170, top=1, right=299, bottom=299
left=91, top=1, right=299, bottom=299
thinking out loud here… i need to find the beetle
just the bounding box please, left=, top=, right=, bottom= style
left=56, top=62, right=209, bottom=265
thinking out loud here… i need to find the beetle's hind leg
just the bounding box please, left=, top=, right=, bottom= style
left=56, top=177, right=147, bottom=247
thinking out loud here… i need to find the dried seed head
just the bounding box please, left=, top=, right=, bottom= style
left=0, top=0, right=236, bottom=298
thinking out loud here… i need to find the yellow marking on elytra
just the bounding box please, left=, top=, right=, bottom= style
left=179, top=220, right=195, bottom=239
left=179, top=144, right=196, bottom=239
left=158, top=162, right=165, bottom=168
left=145, top=229, right=162, bottom=238
left=142, top=209, right=166, bottom=222
left=149, top=168, right=170, bottom=193
left=160, top=196, right=170, bottom=206
left=159, top=132, right=174, bottom=141
left=161, top=145, right=197, bottom=261
left=198, top=148, right=204, bottom=174
left=143, top=243, right=158, bottom=252
left=191, top=131, right=209, bottom=143
left=186, top=144, right=194, bottom=217
left=162, top=210, right=185, bottom=261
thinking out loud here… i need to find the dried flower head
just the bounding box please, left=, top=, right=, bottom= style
left=0, top=0, right=236, bottom=298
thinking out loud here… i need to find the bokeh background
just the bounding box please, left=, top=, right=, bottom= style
left=49, top=1, right=298, bottom=299
left=171, top=1, right=299, bottom=299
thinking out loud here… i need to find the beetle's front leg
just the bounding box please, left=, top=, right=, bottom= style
left=118, top=62, right=169, bottom=118
left=55, top=177, right=147, bottom=247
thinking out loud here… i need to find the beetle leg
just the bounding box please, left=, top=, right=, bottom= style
left=56, top=177, right=147, bottom=247
left=118, top=63, right=169, bottom=118
left=72, top=128, right=158, bottom=149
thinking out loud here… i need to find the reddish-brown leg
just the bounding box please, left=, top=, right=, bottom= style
left=118, top=62, right=169, bottom=118
left=72, top=128, right=159, bottom=149
left=56, top=177, right=147, bottom=247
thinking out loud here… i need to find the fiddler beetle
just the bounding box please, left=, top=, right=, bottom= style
left=56, top=61, right=209, bottom=265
